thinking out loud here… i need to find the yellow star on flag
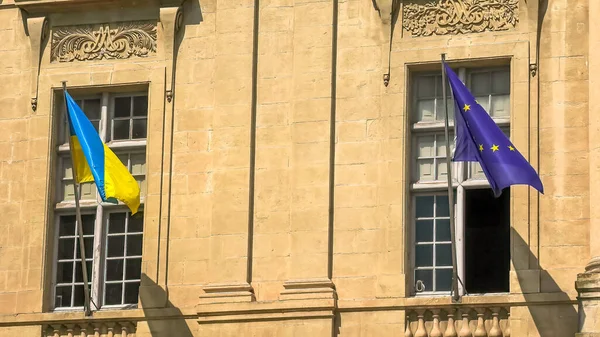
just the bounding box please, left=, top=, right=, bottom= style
left=491, top=144, right=499, bottom=152
left=508, top=145, right=515, bottom=151
left=463, top=104, right=471, bottom=112
left=478, top=144, right=484, bottom=152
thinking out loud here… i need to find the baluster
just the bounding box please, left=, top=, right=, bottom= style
left=444, top=310, right=458, bottom=337
left=44, top=325, right=54, bottom=337
left=431, top=309, right=443, bottom=337
left=79, top=324, right=88, bottom=337
left=93, top=324, right=101, bottom=337
left=106, top=322, right=115, bottom=337
left=405, top=315, right=414, bottom=337
left=65, top=324, right=75, bottom=337
left=415, top=310, right=428, bottom=337
left=51, top=324, right=63, bottom=337
left=119, top=322, right=129, bottom=337
left=473, top=309, right=487, bottom=337
left=488, top=310, right=502, bottom=337
left=504, top=312, right=511, bottom=337
left=458, top=311, right=472, bottom=337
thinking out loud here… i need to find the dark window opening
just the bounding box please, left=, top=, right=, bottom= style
left=464, top=188, right=510, bottom=293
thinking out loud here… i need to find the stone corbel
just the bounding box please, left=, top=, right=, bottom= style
left=24, top=14, right=49, bottom=111
left=373, top=0, right=393, bottom=24
left=159, top=5, right=184, bottom=103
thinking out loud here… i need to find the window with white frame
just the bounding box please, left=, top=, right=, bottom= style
left=410, top=67, right=511, bottom=295
left=53, top=91, right=147, bottom=310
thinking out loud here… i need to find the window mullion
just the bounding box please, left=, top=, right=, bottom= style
left=100, top=93, right=109, bottom=142
left=91, top=206, right=104, bottom=310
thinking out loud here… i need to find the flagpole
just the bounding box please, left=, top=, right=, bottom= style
left=62, top=81, right=92, bottom=316
left=440, top=54, right=460, bottom=303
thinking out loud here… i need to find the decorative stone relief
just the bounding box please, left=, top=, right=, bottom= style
left=51, top=21, right=157, bottom=62
left=402, top=0, right=519, bottom=37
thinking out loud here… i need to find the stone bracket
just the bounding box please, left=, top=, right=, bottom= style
left=373, top=0, right=393, bottom=24
left=199, top=282, right=256, bottom=305
left=23, top=14, right=49, bottom=111
left=159, top=5, right=184, bottom=103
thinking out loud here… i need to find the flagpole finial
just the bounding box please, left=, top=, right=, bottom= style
left=61, top=81, right=67, bottom=91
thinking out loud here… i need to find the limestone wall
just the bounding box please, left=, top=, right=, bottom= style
left=0, top=0, right=590, bottom=336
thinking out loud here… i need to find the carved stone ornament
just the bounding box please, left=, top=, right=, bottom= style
left=51, top=21, right=157, bottom=62
left=402, top=0, right=519, bottom=37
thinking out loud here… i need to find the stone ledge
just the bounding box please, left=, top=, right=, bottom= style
left=0, top=292, right=576, bottom=327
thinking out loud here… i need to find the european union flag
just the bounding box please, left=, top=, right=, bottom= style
left=445, top=63, right=543, bottom=197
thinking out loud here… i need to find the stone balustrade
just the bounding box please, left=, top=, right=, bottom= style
left=404, top=307, right=510, bottom=337
left=43, top=321, right=137, bottom=337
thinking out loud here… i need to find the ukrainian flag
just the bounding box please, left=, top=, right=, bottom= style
left=64, top=91, right=141, bottom=214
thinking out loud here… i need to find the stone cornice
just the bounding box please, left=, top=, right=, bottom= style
left=15, top=0, right=184, bottom=14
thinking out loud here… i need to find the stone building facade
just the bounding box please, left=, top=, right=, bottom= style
left=0, top=0, right=595, bottom=335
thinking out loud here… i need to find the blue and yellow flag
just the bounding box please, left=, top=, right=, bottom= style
left=445, top=63, right=544, bottom=197
left=65, top=91, right=141, bottom=214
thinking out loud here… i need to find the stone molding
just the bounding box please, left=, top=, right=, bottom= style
left=199, top=282, right=256, bottom=305
left=402, top=0, right=519, bottom=37
left=50, top=21, right=157, bottom=62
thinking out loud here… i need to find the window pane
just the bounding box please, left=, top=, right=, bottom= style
left=73, top=285, right=87, bottom=307
left=416, top=99, right=435, bottom=122
left=58, top=239, right=75, bottom=260
left=75, top=237, right=94, bottom=259
left=74, top=261, right=93, bottom=283
left=475, top=96, right=490, bottom=113
left=471, top=72, right=490, bottom=96
left=55, top=286, right=72, bottom=308
left=417, top=136, right=435, bottom=157
left=132, top=119, right=147, bottom=139
left=415, top=244, right=433, bottom=267
left=59, top=215, right=76, bottom=236
left=490, top=95, right=510, bottom=117
left=436, top=219, right=451, bottom=242
left=492, top=70, right=510, bottom=94
left=415, top=196, right=434, bottom=218
left=84, top=99, right=101, bottom=120
left=435, top=269, right=452, bottom=292
left=124, top=282, right=140, bottom=304
left=80, top=182, right=96, bottom=200
left=130, top=154, right=146, bottom=175
left=113, top=120, right=130, bottom=140
left=109, top=213, right=126, bottom=233
left=82, top=215, right=95, bottom=235
left=114, top=97, right=132, bottom=118
left=436, top=244, right=452, bottom=266
left=127, top=235, right=143, bottom=256
left=415, top=220, right=433, bottom=242
left=117, top=153, right=130, bottom=168
left=129, top=212, right=144, bottom=233
left=417, top=76, right=435, bottom=98
left=436, top=195, right=449, bottom=217
left=106, top=259, right=124, bottom=281
left=125, top=258, right=142, bottom=280
left=107, top=236, right=125, bottom=257
left=105, top=283, right=123, bottom=305
left=56, top=262, right=74, bottom=283
left=435, top=134, right=452, bottom=157
left=133, top=96, right=148, bottom=116
left=417, top=159, right=435, bottom=182
left=415, top=270, right=433, bottom=293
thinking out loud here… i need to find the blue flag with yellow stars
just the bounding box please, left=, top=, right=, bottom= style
left=445, top=63, right=543, bottom=197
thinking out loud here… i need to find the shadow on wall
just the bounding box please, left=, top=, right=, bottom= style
left=139, top=274, right=195, bottom=337
left=512, top=230, right=578, bottom=336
